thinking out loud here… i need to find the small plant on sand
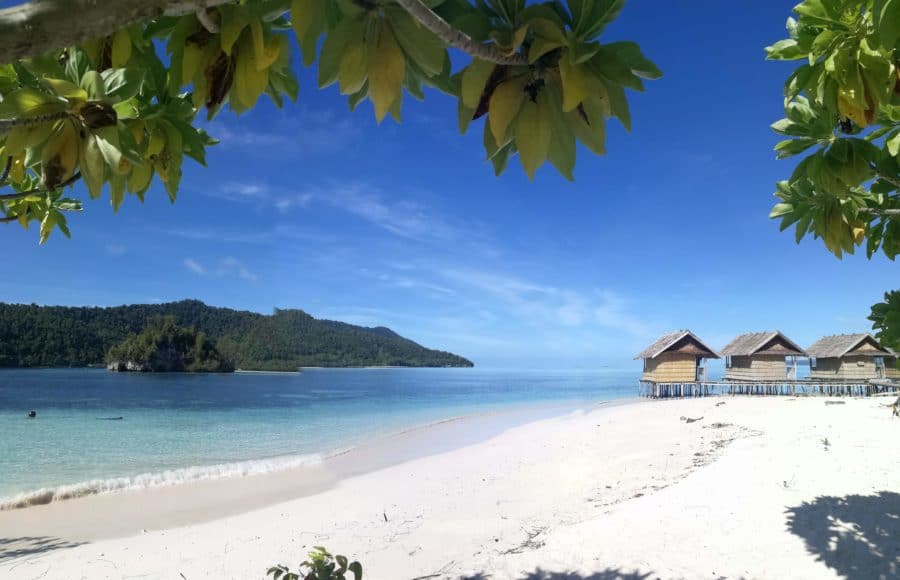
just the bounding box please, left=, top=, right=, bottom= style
left=267, top=546, right=362, bottom=580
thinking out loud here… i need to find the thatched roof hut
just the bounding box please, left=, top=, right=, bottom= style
left=720, top=331, right=806, bottom=381
left=807, top=333, right=891, bottom=381
left=635, top=330, right=719, bottom=383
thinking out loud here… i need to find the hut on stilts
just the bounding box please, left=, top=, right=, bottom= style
left=806, top=333, right=895, bottom=395
left=720, top=331, right=806, bottom=394
left=636, top=330, right=719, bottom=397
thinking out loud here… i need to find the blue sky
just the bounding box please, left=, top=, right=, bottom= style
left=1, top=1, right=896, bottom=368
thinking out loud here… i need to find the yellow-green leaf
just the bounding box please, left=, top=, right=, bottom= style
left=220, top=6, right=250, bottom=56
left=488, top=76, right=527, bottom=144
left=338, top=41, right=368, bottom=95
left=111, top=29, right=132, bottom=68
left=368, top=21, right=405, bottom=123
left=461, top=59, right=495, bottom=109
left=559, top=54, right=590, bottom=112
left=80, top=133, right=105, bottom=199
left=515, top=94, right=551, bottom=179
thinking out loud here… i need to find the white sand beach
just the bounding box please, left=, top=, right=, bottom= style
left=1, top=396, right=897, bottom=579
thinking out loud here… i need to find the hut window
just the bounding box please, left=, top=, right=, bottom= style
left=810, top=357, right=816, bottom=369
left=875, top=357, right=884, bottom=369
left=725, top=356, right=732, bottom=368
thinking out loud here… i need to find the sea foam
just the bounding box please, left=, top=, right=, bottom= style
left=0, top=452, right=324, bottom=510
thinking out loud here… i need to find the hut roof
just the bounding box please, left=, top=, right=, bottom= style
left=719, top=331, right=807, bottom=357
left=634, top=330, right=720, bottom=360
left=806, top=333, right=890, bottom=358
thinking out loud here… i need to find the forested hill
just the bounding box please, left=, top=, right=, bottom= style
left=0, top=300, right=473, bottom=370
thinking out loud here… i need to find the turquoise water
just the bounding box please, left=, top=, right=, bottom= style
left=0, top=368, right=638, bottom=507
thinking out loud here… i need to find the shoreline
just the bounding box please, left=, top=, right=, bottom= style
left=2, top=396, right=895, bottom=579
left=0, top=397, right=633, bottom=541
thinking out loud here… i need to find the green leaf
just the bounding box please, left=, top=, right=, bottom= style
left=775, top=138, right=820, bottom=159
left=80, top=133, right=105, bottom=199
left=580, top=0, right=624, bottom=41
left=514, top=94, right=551, bottom=179
left=0, top=87, right=63, bottom=119
left=600, top=41, right=662, bottom=79
left=387, top=7, right=446, bottom=77
left=886, top=130, right=900, bottom=157
left=80, top=70, right=106, bottom=100
left=319, top=17, right=365, bottom=88
left=765, top=39, right=807, bottom=61
left=101, top=68, right=145, bottom=102
left=460, top=59, right=495, bottom=109
left=94, top=126, right=122, bottom=169
left=875, top=0, right=900, bottom=50
left=457, top=99, right=475, bottom=134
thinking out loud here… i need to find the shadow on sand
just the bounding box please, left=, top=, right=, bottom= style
left=786, top=490, right=899, bottom=580
left=0, top=536, right=86, bottom=562
left=458, top=568, right=657, bottom=580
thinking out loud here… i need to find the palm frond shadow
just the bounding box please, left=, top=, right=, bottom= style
left=0, top=535, right=86, bottom=562
left=786, top=490, right=899, bottom=580
left=459, top=567, right=657, bottom=580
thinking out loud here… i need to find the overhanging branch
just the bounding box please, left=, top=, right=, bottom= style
left=0, top=171, right=82, bottom=202
left=859, top=207, right=900, bottom=217
left=0, top=0, right=527, bottom=67
left=0, top=0, right=240, bottom=63
left=392, top=0, right=528, bottom=65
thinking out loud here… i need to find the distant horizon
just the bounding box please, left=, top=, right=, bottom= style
left=1, top=297, right=882, bottom=371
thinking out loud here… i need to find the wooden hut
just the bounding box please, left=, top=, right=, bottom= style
left=636, top=330, right=720, bottom=383
left=807, top=333, right=892, bottom=381
left=720, top=331, right=807, bottom=381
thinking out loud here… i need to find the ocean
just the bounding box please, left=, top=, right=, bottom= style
left=0, top=367, right=638, bottom=508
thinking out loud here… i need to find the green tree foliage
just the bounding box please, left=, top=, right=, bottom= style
left=870, top=290, right=900, bottom=413
left=766, top=0, right=899, bottom=258
left=869, top=290, right=900, bottom=351
left=107, top=315, right=234, bottom=372
left=767, top=1, right=900, bottom=378
left=0, top=299, right=473, bottom=369
left=268, top=546, right=362, bottom=580
left=0, top=0, right=659, bottom=241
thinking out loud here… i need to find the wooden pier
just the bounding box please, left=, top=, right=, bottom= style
left=639, top=379, right=900, bottom=399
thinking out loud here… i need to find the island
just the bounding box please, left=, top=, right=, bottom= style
left=0, top=300, right=473, bottom=371
left=106, top=316, right=233, bottom=373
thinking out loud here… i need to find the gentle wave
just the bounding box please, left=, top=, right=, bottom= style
left=0, top=452, right=325, bottom=510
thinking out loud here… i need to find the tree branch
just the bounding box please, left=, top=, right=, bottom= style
left=0, top=171, right=81, bottom=201
left=859, top=207, right=900, bottom=217
left=0, top=0, right=527, bottom=69
left=0, top=214, right=19, bottom=223
left=0, top=111, right=70, bottom=136
left=390, top=0, right=528, bottom=66
left=0, top=0, right=240, bottom=63
left=870, top=165, right=900, bottom=189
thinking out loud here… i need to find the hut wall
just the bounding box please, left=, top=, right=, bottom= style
left=885, top=358, right=900, bottom=380
left=810, top=356, right=879, bottom=380
left=724, top=354, right=787, bottom=381
left=642, top=353, right=697, bottom=382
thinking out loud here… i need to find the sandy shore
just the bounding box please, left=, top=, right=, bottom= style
left=1, top=396, right=897, bottom=579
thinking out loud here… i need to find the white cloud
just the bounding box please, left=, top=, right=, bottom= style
left=206, top=180, right=460, bottom=244
left=184, top=258, right=205, bottom=275
left=438, top=267, right=653, bottom=336
left=219, top=256, right=258, bottom=282
left=183, top=257, right=257, bottom=282
left=206, top=109, right=359, bottom=155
